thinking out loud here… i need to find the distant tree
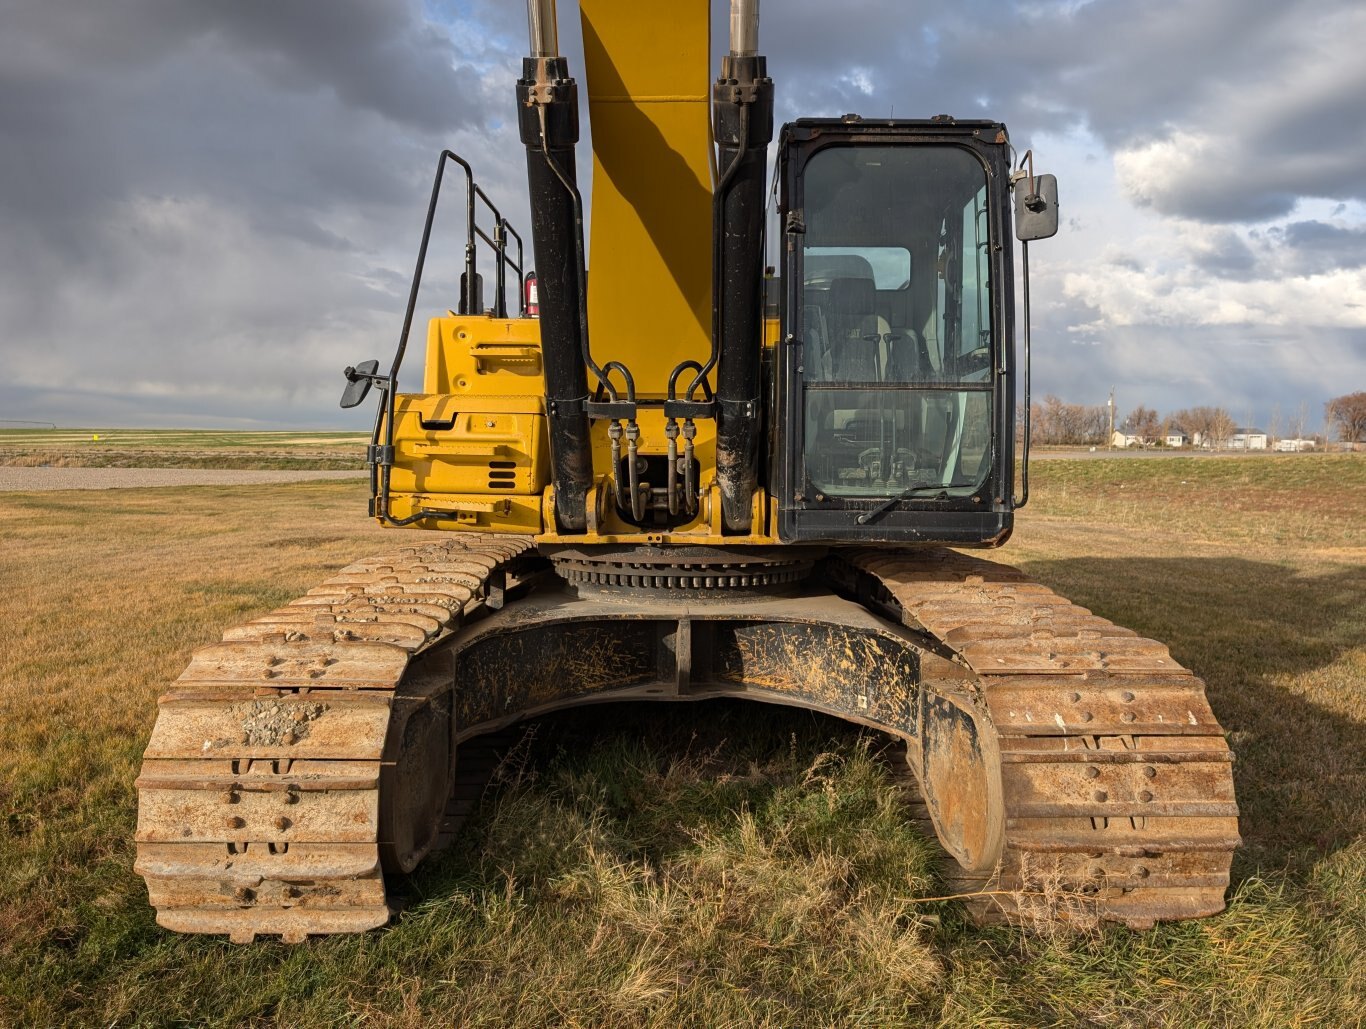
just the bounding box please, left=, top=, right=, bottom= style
left=1209, top=408, right=1236, bottom=449
left=1127, top=405, right=1160, bottom=444
left=1031, top=396, right=1109, bottom=445
left=1292, top=400, right=1309, bottom=441
left=1057, top=401, right=1086, bottom=444
left=1326, top=391, right=1366, bottom=442
left=1038, top=395, right=1066, bottom=445
left=1180, top=407, right=1215, bottom=448
left=1081, top=405, right=1109, bottom=444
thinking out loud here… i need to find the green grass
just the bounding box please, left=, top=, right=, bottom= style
left=1026, top=453, right=1366, bottom=548
left=1, top=457, right=1364, bottom=1025
left=0, top=429, right=369, bottom=470
left=0, top=429, right=368, bottom=447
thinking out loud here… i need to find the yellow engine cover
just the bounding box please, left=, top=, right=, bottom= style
left=385, top=316, right=550, bottom=534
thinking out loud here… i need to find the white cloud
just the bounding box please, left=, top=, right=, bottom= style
left=840, top=68, right=876, bottom=97
left=1065, top=262, right=1366, bottom=330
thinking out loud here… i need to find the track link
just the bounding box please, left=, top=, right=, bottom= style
left=134, top=534, right=534, bottom=943
left=848, top=548, right=1240, bottom=928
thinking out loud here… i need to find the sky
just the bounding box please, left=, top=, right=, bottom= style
left=2, top=0, right=1364, bottom=432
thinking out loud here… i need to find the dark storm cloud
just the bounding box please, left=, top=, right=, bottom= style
left=2, top=0, right=479, bottom=131
left=0, top=0, right=487, bottom=240
left=753, top=0, right=1366, bottom=223
left=0, top=0, right=508, bottom=427
left=1265, top=221, right=1366, bottom=274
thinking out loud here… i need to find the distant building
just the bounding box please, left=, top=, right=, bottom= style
left=1111, top=429, right=1144, bottom=448
left=1165, top=429, right=1189, bottom=448
left=1274, top=437, right=1316, bottom=452
left=1230, top=427, right=1268, bottom=450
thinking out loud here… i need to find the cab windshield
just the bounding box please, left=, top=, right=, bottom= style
left=800, top=145, right=993, bottom=498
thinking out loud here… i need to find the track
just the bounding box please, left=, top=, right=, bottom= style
left=136, top=540, right=1238, bottom=939
left=845, top=549, right=1240, bottom=928
left=134, top=534, right=535, bottom=943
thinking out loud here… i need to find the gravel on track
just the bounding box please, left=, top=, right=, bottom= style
left=0, top=467, right=367, bottom=492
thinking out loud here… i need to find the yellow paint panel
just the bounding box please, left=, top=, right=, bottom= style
left=423, top=316, right=547, bottom=398
left=579, top=0, right=713, bottom=396
left=387, top=393, right=549, bottom=502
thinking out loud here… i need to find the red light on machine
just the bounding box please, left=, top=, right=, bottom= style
left=524, top=271, right=539, bottom=317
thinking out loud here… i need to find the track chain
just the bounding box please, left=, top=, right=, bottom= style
left=849, top=548, right=1240, bottom=928
left=137, top=536, right=1238, bottom=938
left=134, top=533, right=534, bottom=943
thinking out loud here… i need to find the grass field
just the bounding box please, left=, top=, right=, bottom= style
left=1, top=456, right=1363, bottom=1026
left=0, top=429, right=369, bottom=470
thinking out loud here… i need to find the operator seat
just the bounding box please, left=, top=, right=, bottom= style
left=802, top=259, right=895, bottom=490
left=823, top=276, right=889, bottom=380
left=803, top=255, right=891, bottom=382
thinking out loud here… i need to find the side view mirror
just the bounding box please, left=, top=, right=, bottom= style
left=340, top=359, right=380, bottom=409
left=1015, top=173, right=1059, bottom=242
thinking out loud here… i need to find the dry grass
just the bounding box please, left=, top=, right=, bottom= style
left=1, top=456, right=1364, bottom=1025
left=0, top=428, right=368, bottom=470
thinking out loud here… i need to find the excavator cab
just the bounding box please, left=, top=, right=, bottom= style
left=775, top=119, right=1016, bottom=544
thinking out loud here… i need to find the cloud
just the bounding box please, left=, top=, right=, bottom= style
left=728, top=0, right=1366, bottom=228
left=2, top=0, right=480, bottom=131
left=1264, top=221, right=1366, bottom=274
left=1, top=0, right=1364, bottom=431
left=1064, top=262, right=1366, bottom=330
left=1102, top=5, right=1366, bottom=221
left=1114, top=134, right=1299, bottom=224
left=0, top=0, right=519, bottom=427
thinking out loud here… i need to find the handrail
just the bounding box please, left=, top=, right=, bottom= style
left=503, top=221, right=526, bottom=315
left=367, top=149, right=527, bottom=527
left=471, top=183, right=522, bottom=318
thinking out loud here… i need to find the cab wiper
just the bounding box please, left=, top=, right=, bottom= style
left=855, top=482, right=961, bottom=525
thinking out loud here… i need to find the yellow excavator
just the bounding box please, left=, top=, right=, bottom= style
left=134, top=0, right=1239, bottom=942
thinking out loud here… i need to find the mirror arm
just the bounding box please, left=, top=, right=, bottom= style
left=1014, top=241, right=1031, bottom=509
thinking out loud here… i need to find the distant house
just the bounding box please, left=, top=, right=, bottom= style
left=1274, top=437, right=1316, bottom=452
left=1111, top=429, right=1144, bottom=448
left=1230, top=427, right=1268, bottom=450
left=1165, top=429, right=1189, bottom=448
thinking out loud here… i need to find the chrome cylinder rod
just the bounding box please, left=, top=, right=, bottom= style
left=527, top=0, right=559, bottom=58
left=729, top=0, right=759, bottom=56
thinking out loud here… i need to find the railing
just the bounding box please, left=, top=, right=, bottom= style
left=366, top=150, right=527, bottom=526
